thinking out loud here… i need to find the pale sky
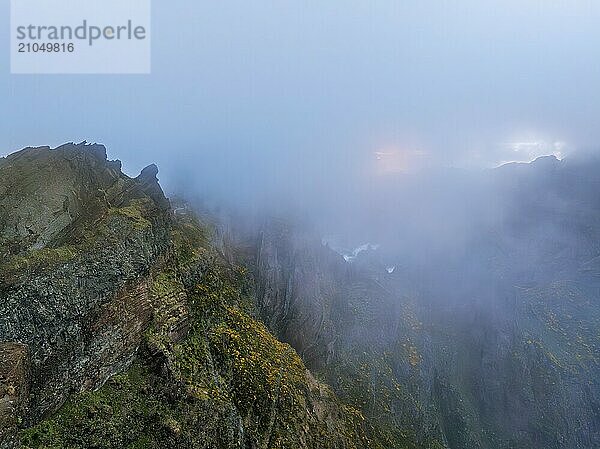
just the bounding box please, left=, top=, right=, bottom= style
left=2, top=1, right=600, bottom=197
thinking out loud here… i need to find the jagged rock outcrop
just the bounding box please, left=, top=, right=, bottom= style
left=0, top=142, right=172, bottom=443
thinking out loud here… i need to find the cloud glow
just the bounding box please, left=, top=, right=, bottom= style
left=497, top=139, right=567, bottom=165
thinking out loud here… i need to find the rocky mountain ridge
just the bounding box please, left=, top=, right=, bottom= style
left=0, top=144, right=371, bottom=449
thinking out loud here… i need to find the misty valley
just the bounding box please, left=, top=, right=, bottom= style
left=0, top=143, right=598, bottom=448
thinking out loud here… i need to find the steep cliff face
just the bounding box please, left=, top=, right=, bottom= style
left=0, top=144, right=370, bottom=449
left=252, top=224, right=447, bottom=449
left=254, top=222, right=343, bottom=369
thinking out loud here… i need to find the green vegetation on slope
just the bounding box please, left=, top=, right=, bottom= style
left=20, top=210, right=369, bottom=449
